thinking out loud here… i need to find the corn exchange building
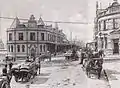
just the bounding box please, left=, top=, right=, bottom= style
left=7, top=15, right=69, bottom=60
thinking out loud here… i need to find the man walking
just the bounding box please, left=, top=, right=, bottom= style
left=2, top=64, right=7, bottom=76
left=80, top=51, right=85, bottom=64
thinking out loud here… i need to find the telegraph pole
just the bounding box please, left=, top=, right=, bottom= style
left=70, top=31, right=73, bottom=49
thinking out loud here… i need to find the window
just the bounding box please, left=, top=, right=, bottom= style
left=40, top=45, right=42, bottom=52
left=106, top=19, right=113, bottom=29
left=18, top=33, right=23, bottom=40
left=41, top=33, right=44, bottom=41
left=98, top=21, right=101, bottom=31
left=43, top=45, right=45, bottom=52
left=30, top=32, right=35, bottom=41
left=11, top=45, right=13, bottom=52
left=48, top=34, right=49, bottom=41
left=22, top=45, right=25, bottom=52
left=103, top=20, right=106, bottom=30
left=9, top=33, right=12, bottom=41
left=105, top=37, right=107, bottom=49
left=114, top=19, right=120, bottom=29
left=17, top=45, right=20, bottom=52
left=101, top=38, right=104, bottom=48
left=8, top=45, right=10, bottom=52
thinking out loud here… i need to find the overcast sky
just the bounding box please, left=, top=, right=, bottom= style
left=0, top=0, right=117, bottom=46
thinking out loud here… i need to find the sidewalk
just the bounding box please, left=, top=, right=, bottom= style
left=103, top=61, right=120, bottom=88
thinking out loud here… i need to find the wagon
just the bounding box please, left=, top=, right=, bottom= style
left=11, top=60, right=38, bottom=82
left=0, top=76, right=10, bottom=88
left=85, top=58, right=103, bottom=79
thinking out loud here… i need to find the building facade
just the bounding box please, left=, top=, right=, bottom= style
left=94, top=0, right=120, bottom=55
left=7, top=15, right=69, bottom=60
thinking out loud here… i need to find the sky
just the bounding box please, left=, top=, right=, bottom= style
left=0, top=0, right=117, bottom=46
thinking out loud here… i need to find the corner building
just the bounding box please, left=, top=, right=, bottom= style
left=94, top=0, right=120, bottom=55
left=7, top=15, right=69, bottom=60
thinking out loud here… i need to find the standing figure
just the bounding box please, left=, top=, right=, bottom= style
left=98, top=49, right=105, bottom=58
left=80, top=51, right=85, bottom=64
left=9, top=61, right=13, bottom=71
left=2, top=64, right=7, bottom=76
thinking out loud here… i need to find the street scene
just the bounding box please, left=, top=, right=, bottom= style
left=0, top=0, right=120, bottom=88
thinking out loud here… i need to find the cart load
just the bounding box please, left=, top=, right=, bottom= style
left=11, top=60, right=38, bottom=82
left=85, top=57, right=103, bottom=79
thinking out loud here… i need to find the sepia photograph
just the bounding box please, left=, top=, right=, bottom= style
left=0, top=0, right=119, bottom=88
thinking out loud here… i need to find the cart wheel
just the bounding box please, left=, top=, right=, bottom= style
left=15, top=76, right=18, bottom=82
left=1, top=81, right=10, bottom=88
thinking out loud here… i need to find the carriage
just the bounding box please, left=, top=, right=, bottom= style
left=82, top=51, right=103, bottom=79
left=85, top=57, right=103, bottom=79
left=11, top=60, right=38, bottom=82
left=0, top=75, right=11, bottom=88
left=64, top=50, right=79, bottom=61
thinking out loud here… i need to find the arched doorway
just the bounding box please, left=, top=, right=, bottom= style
left=30, top=48, right=36, bottom=58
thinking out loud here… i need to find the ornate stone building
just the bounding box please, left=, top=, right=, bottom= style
left=7, top=15, right=69, bottom=60
left=94, top=0, right=120, bottom=55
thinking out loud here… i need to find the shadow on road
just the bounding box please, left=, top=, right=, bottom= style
left=104, top=69, right=120, bottom=80
left=39, top=73, right=51, bottom=76
left=32, top=77, right=49, bottom=84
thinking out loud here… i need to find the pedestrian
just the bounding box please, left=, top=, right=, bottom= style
left=2, top=64, right=7, bottom=76
left=80, top=51, right=85, bottom=64
left=9, top=61, right=13, bottom=71
left=98, top=49, right=105, bottom=58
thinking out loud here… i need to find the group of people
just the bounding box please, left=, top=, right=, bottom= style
left=2, top=61, right=13, bottom=84
left=79, top=48, right=105, bottom=79
left=80, top=49, right=105, bottom=64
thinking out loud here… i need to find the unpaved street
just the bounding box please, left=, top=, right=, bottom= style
left=8, top=57, right=109, bottom=88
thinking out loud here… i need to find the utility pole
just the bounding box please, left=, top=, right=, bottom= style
left=70, top=31, right=72, bottom=49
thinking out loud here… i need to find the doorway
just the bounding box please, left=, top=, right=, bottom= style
left=31, top=48, right=36, bottom=57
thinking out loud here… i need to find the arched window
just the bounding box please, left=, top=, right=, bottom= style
left=8, top=45, right=10, bottom=52
left=22, top=45, right=25, bottom=52
left=43, top=45, right=45, bottom=52
left=11, top=45, right=13, bottom=52
left=17, top=45, right=20, bottom=52
left=40, top=45, right=42, bottom=52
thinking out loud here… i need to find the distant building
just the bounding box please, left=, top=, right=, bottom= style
left=0, top=39, right=7, bottom=61
left=94, top=0, right=120, bottom=55
left=7, top=15, right=69, bottom=60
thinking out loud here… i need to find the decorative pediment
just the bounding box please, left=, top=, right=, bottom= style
left=28, top=44, right=37, bottom=49
left=38, top=17, right=45, bottom=26
left=10, top=17, right=20, bottom=28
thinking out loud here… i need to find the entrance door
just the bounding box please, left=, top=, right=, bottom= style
left=31, top=48, right=36, bottom=57
left=113, top=39, right=119, bottom=54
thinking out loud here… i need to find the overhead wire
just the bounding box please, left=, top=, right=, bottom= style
left=0, top=16, right=89, bottom=24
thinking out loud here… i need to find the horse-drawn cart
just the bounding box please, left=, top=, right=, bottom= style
left=84, top=57, right=103, bottom=79
left=0, top=76, right=11, bottom=88
left=11, top=60, right=38, bottom=82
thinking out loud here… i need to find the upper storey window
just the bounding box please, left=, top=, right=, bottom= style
left=18, top=33, right=23, bottom=40
left=30, top=32, right=35, bottom=41
left=114, top=18, right=120, bottom=29
left=9, top=33, right=12, bottom=41
left=106, top=19, right=113, bottom=30
left=41, top=33, right=44, bottom=41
